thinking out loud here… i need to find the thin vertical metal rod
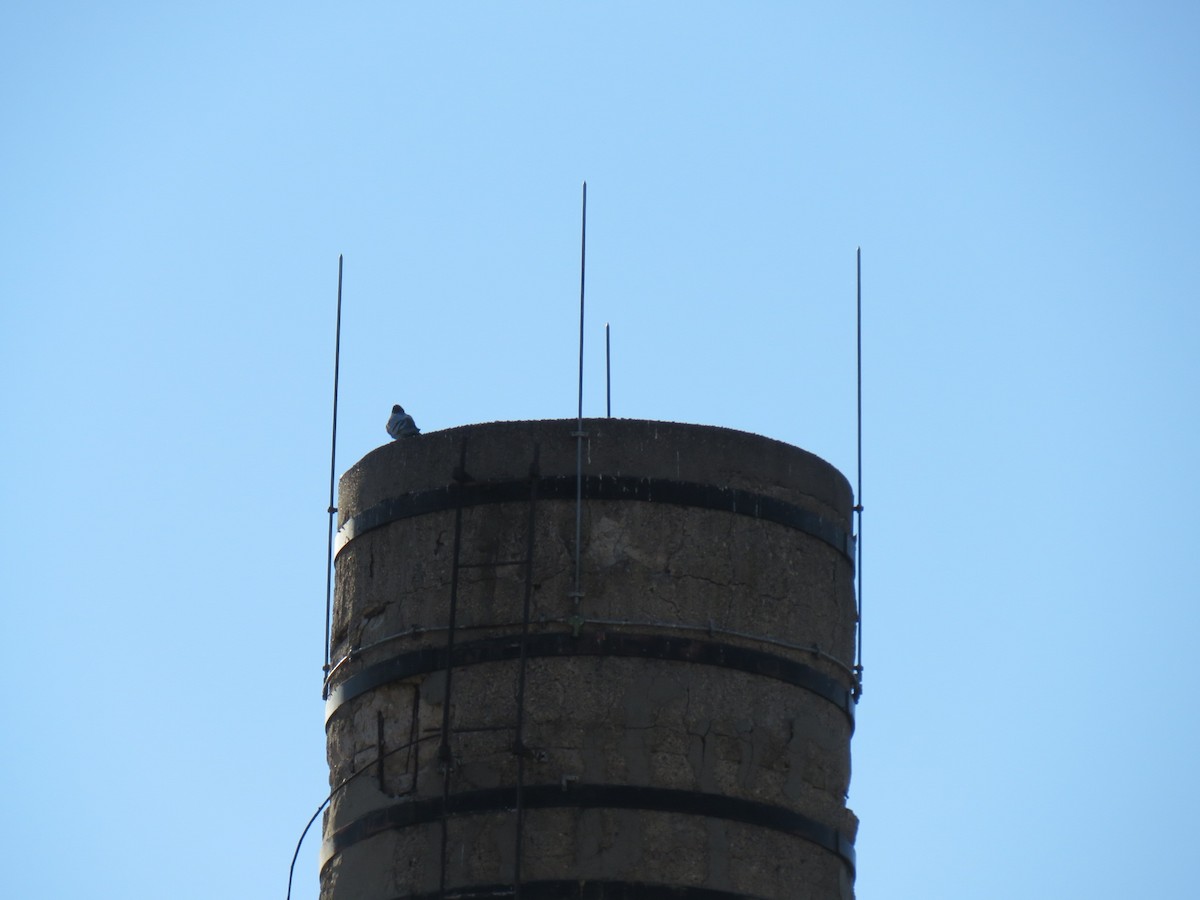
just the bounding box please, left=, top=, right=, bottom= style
left=438, top=440, right=469, bottom=898
left=578, top=182, right=587, bottom=425
left=572, top=182, right=587, bottom=603
left=854, top=247, right=864, bottom=698
left=324, top=254, right=343, bottom=678
left=605, top=322, right=611, bottom=418
left=512, top=444, right=541, bottom=897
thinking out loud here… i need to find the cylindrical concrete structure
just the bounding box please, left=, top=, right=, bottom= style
left=322, top=419, right=858, bottom=900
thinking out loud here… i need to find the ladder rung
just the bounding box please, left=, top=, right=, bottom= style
left=456, top=559, right=529, bottom=570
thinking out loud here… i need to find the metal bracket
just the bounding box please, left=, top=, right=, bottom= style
left=567, top=614, right=585, bottom=637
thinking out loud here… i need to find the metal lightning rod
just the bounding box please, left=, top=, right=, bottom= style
left=578, top=182, right=587, bottom=426
left=572, top=182, right=587, bottom=605
left=605, top=322, right=611, bottom=418
left=324, top=254, right=343, bottom=678
left=854, top=247, right=864, bottom=699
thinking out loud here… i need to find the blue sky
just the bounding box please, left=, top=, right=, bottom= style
left=2, top=3, right=1197, bottom=898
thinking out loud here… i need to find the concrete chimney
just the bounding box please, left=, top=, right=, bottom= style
left=321, top=418, right=858, bottom=899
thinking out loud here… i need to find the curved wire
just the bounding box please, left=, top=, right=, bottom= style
left=286, top=732, right=440, bottom=899
left=287, top=795, right=329, bottom=900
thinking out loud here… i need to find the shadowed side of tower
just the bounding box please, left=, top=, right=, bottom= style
left=321, top=418, right=858, bottom=900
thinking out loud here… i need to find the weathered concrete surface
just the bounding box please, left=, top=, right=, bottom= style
left=322, top=419, right=858, bottom=900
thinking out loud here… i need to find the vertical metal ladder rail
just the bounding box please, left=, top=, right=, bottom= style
left=436, top=439, right=470, bottom=899
left=511, top=444, right=541, bottom=898
left=436, top=439, right=542, bottom=900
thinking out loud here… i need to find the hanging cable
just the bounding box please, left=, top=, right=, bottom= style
left=286, top=796, right=329, bottom=900
left=286, top=732, right=439, bottom=900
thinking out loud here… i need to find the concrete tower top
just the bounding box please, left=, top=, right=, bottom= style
left=339, top=417, right=853, bottom=529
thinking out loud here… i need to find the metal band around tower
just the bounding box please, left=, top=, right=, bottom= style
left=334, top=474, right=856, bottom=564
left=320, top=784, right=856, bottom=875
left=324, top=631, right=856, bottom=728
left=384, top=883, right=772, bottom=900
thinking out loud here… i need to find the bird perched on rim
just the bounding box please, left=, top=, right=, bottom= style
left=386, top=404, right=420, bottom=439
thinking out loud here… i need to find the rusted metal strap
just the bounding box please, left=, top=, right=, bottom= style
left=325, top=631, right=855, bottom=729
left=320, top=784, right=855, bottom=876
left=385, top=882, right=771, bottom=899
left=335, top=475, right=854, bottom=565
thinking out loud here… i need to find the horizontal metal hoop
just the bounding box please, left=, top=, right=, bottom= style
left=321, top=783, right=855, bottom=876
left=385, top=884, right=769, bottom=900
left=336, top=475, right=855, bottom=564
left=325, top=631, right=855, bottom=728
